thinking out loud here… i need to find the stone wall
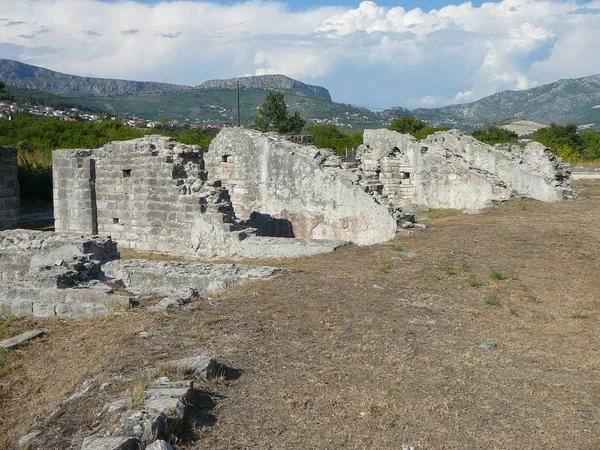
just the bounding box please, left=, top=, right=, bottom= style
left=206, top=129, right=398, bottom=245
left=0, top=146, right=19, bottom=230
left=358, top=129, right=576, bottom=211
left=53, top=136, right=252, bottom=257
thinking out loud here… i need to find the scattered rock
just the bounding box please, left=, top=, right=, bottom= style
left=167, top=354, right=218, bottom=381
left=0, top=329, right=44, bottom=350
left=146, top=440, right=173, bottom=450
left=99, top=382, right=113, bottom=392
left=80, top=436, right=140, bottom=450
left=478, top=341, right=498, bottom=350
left=139, top=331, right=153, bottom=339
left=396, top=298, right=435, bottom=309
left=402, top=221, right=415, bottom=229
left=17, top=430, right=41, bottom=446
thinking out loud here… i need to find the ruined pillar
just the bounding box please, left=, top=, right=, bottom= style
left=53, top=150, right=98, bottom=234
left=0, top=146, right=20, bottom=230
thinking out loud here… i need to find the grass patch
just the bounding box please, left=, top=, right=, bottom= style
left=444, top=263, right=455, bottom=276
left=509, top=307, right=519, bottom=317
left=381, top=261, right=394, bottom=274
left=0, top=349, right=22, bottom=376
left=461, top=260, right=480, bottom=287
left=528, top=294, right=542, bottom=303
left=484, top=293, right=500, bottom=306
left=490, top=268, right=505, bottom=280
left=426, top=208, right=462, bottom=219
left=571, top=312, right=589, bottom=319
left=392, top=244, right=405, bottom=253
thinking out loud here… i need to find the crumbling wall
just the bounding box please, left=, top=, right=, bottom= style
left=0, top=146, right=20, bottom=230
left=53, top=136, right=252, bottom=257
left=206, top=129, right=397, bottom=245
left=359, top=129, right=576, bottom=210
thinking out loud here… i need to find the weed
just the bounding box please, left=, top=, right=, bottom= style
left=509, top=307, right=519, bottom=317
left=444, top=263, right=455, bottom=276
left=130, top=379, right=149, bottom=409
left=381, top=261, right=394, bottom=274
left=461, top=259, right=480, bottom=287
left=534, top=314, right=549, bottom=321
left=490, top=268, right=504, bottom=281
left=484, top=293, right=500, bottom=306
left=571, top=312, right=589, bottom=319
left=528, top=294, right=542, bottom=303
left=0, top=349, right=22, bottom=376
left=392, top=244, right=405, bottom=252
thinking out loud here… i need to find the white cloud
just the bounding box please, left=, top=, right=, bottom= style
left=0, top=0, right=598, bottom=108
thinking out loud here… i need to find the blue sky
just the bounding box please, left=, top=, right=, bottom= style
left=1, top=0, right=599, bottom=109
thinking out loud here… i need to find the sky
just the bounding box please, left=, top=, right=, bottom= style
left=0, top=0, right=599, bottom=110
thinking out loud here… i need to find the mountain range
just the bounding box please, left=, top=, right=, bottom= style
left=1, top=59, right=599, bottom=129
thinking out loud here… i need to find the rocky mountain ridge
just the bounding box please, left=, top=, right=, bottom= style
left=409, top=74, right=600, bottom=127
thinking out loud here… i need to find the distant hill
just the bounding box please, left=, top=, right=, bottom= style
left=0, top=59, right=375, bottom=127
left=411, top=74, right=600, bottom=129
left=0, top=59, right=189, bottom=96
left=4, top=85, right=106, bottom=115
left=199, top=75, right=331, bottom=101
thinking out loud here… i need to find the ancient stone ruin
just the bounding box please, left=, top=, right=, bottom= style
left=51, top=129, right=575, bottom=260
left=0, top=146, right=20, bottom=230
left=0, top=229, right=283, bottom=318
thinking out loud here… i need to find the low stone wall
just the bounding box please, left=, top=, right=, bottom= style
left=0, top=146, right=19, bottom=230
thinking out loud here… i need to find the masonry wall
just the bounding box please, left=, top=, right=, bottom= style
left=53, top=136, right=245, bottom=257
left=0, top=146, right=20, bottom=230
left=206, top=129, right=398, bottom=245
left=360, top=129, right=575, bottom=211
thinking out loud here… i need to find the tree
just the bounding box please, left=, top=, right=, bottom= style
left=306, top=124, right=363, bottom=156
left=0, top=81, right=12, bottom=102
left=389, top=115, right=448, bottom=139
left=253, top=91, right=306, bottom=134
left=532, top=123, right=585, bottom=160
left=471, top=125, right=519, bottom=145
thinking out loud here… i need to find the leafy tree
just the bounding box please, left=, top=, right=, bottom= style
left=389, top=115, right=448, bottom=139
left=532, top=123, right=585, bottom=160
left=471, top=125, right=519, bottom=145
left=579, top=129, right=600, bottom=160
left=0, top=81, right=12, bottom=102
left=306, top=124, right=362, bottom=156
left=253, top=91, right=306, bottom=134
left=389, top=116, right=427, bottom=134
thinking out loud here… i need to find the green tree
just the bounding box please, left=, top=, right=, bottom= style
left=0, top=81, right=12, bottom=102
left=389, top=115, right=448, bottom=139
left=306, top=124, right=363, bottom=156
left=253, top=91, right=306, bottom=134
left=471, top=125, right=519, bottom=145
left=532, top=123, right=584, bottom=160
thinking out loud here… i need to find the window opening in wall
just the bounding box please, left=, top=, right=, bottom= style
left=222, top=155, right=230, bottom=163
left=402, top=172, right=411, bottom=179
left=123, top=169, right=131, bottom=178
left=113, top=218, right=119, bottom=224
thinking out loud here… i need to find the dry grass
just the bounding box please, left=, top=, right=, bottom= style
left=1, top=180, right=600, bottom=449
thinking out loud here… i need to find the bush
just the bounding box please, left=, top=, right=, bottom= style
left=471, top=126, right=519, bottom=145
left=389, top=116, right=448, bottom=139
left=305, top=124, right=362, bottom=156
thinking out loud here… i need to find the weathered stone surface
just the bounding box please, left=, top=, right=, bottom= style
left=167, top=354, right=217, bottom=381
left=146, top=440, right=173, bottom=450
left=80, top=436, right=140, bottom=450
left=360, top=129, right=576, bottom=211
left=207, top=129, right=398, bottom=245
left=102, top=259, right=284, bottom=298
left=0, top=329, right=44, bottom=350
left=0, top=230, right=131, bottom=318
left=0, top=146, right=19, bottom=231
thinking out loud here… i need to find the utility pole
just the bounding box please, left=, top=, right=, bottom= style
left=236, top=80, right=241, bottom=127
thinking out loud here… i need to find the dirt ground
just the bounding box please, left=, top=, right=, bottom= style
left=1, top=179, right=599, bottom=449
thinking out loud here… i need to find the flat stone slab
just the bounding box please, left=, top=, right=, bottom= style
left=80, top=436, right=140, bottom=450
left=0, top=329, right=44, bottom=350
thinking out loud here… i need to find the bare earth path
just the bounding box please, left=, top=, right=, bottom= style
left=1, top=179, right=599, bottom=449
